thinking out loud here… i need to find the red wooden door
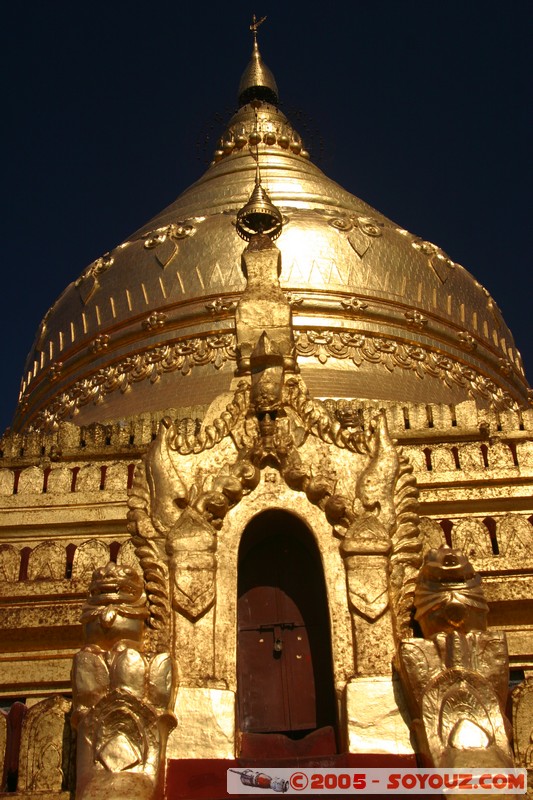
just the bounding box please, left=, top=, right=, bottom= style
left=237, top=514, right=335, bottom=736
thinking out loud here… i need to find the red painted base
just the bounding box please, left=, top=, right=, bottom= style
left=165, top=752, right=419, bottom=800
left=240, top=726, right=338, bottom=759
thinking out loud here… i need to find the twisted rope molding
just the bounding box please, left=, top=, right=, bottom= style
left=29, top=329, right=515, bottom=430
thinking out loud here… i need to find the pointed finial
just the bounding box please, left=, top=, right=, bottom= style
left=250, top=14, right=267, bottom=44
left=238, top=14, right=279, bottom=107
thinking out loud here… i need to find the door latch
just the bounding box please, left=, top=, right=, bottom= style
left=273, top=625, right=283, bottom=655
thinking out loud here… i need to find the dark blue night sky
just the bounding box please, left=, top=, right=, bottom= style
left=2, top=2, right=531, bottom=431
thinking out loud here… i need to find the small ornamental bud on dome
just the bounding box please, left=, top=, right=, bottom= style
left=222, top=137, right=235, bottom=154
left=290, top=139, right=302, bottom=155
left=235, top=131, right=248, bottom=148
left=248, top=130, right=261, bottom=147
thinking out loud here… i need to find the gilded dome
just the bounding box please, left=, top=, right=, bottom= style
left=14, top=39, right=530, bottom=431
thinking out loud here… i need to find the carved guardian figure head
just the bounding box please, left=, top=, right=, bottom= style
left=81, top=562, right=149, bottom=646
left=414, top=546, right=489, bottom=637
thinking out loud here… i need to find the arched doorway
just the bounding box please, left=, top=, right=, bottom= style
left=237, top=510, right=337, bottom=756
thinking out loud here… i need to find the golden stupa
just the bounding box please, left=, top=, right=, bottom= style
left=0, top=19, right=532, bottom=800
left=14, top=19, right=529, bottom=433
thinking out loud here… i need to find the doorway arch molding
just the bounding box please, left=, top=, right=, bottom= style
left=236, top=507, right=338, bottom=743
left=214, top=486, right=354, bottom=697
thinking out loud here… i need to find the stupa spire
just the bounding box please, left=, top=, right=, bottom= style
left=238, top=14, right=279, bottom=107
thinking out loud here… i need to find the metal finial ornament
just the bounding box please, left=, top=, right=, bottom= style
left=250, top=14, right=267, bottom=42
left=236, top=175, right=283, bottom=242
left=236, top=106, right=283, bottom=242
left=238, top=14, right=278, bottom=107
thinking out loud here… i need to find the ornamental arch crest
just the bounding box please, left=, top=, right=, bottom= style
left=126, top=367, right=423, bottom=667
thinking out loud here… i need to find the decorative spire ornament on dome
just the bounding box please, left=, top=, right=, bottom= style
left=236, top=160, right=283, bottom=242
left=238, top=14, right=279, bottom=107
left=236, top=106, right=283, bottom=242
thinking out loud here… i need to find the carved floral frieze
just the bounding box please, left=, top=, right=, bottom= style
left=142, top=221, right=199, bottom=268
left=205, top=298, right=237, bottom=314
left=75, top=253, right=115, bottom=305
left=27, top=329, right=517, bottom=431
left=142, top=312, right=167, bottom=331
left=294, top=331, right=515, bottom=409
left=328, top=215, right=383, bottom=259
